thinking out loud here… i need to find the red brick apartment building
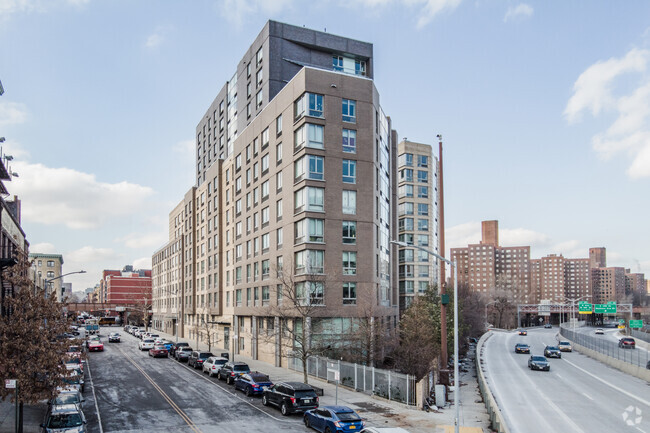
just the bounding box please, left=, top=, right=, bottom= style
left=101, top=265, right=152, bottom=305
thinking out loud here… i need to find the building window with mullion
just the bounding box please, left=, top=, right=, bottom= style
left=342, top=129, right=356, bottom=153
left=343, top=282, right=357, bottom=305
left=342, top=251, right=357, bottom=275
left=342, top=99, right=356, bottom=123
left=342, top=221, right=356, bottom=244
left=342, top=159, right=356, bottom=184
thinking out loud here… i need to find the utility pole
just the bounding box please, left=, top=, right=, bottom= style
left=437, top=134, right=448, bottom=369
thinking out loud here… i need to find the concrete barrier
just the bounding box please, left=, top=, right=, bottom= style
left=476, top=331, right=511, bottom=433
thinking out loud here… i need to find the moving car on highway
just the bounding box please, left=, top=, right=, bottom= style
left=544, top=346, right=561, bottom=358
left=518, top=329, right=527, bottom=336
left=514, top=343, right=530, bottom=354
left=528, top=355, right=550, bottom=371
left=618, top=337, right=636, bottom=349
left=595, top=328, right=604, bottom=335
left=108, top=332, right=120, bottom=343
left=558, top=341, right=572, bottom=352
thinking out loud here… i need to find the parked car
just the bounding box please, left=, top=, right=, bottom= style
left=40, top=403, right=87, bottom=432
left=138, top=338, right=155, bottom=351
left=61, top=371, right=85, bottom=393
left=514, top=343, right=530, bottom=354
left=175, top=346, right=193, bottom=362
left=303, top=406, right=365, bottom=432
left=188, top=351, right=213, bottom=368
left=84, top=336, right=100, bottom=350
left=217, top=361, right=251, bottom=384
left=50, top=389, right=84, bottom=409
left=544, top=346, right=561, bottom=358
left=528, top=355, right=550, bottom=371
left=234, top=372, right=273, bottom=396
left=203, top=356, right=229, bottom=376
left=262, top=381, right=319, bottom=415
left=558, top=341, right=572, bottom=352
left=169, top=342, right=190, bottom=357
left=595, top=328, right=604, bottom=335
left=518, top=329, right=527, bottom=336
left=108, top=333, right=120, bottom=343
left=149, top=344, right=169, bottom=358
left=619, top=337, right=636, bottom=349
left=159, top=340, right=174, bottom=351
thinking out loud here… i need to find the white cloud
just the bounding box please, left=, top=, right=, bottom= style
left=145, top=33, right=164, bottom=48
left=11, top=162, right=155, bottom=229
left=66, top=246, right=121, bottom=264
left=29, top=242, right=57, bottom=254
left=115, top=231, right=167, bottom=250
left=503, top=3, right=533, bottom=23
left=0, top=101, right=28, bottom=127
left=412, top=0, right=462, bottom=28
left=133, top=256, right=152, bottom=270
left=500, top=227, right=550, bottom=247
left=0, top=0, right=85, bottom=17
left=565, top=47, right=650, bottom=178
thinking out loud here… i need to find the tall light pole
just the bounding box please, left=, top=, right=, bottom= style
left=43, top=270, right=87, bottom=300
left=391, top=240, right=460, bottom=433
left=566, top=295, right=591, bottom=331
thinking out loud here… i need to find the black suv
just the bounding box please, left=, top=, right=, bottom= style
left=216, top=361, right=250, bottom=384
left=188, top=351, right=213, bottom=369
left=262, top=381, right=319, bottom=415
left=169, top=342, right=190, bottom=357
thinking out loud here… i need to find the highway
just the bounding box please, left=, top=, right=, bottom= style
left=482, top=327, right=650, bottom=433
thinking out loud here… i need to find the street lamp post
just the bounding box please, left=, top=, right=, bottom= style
left=565, top=295, right=591, bottom=331
left=391, top=240, right=460, bottom=433
left=43, top=270, right=87, bottom=300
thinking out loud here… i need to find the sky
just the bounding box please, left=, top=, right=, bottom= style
left=1, top=0, right=649, bottom=294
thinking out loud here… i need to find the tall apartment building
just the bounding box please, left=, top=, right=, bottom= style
left=153, top=21, right=399, bottom=366
left=396, top=140, right=439, bottom=308
left=591, top=267, right=626, bottom=304
left=29, top=253, right=64, bottom=301
left=451, top=220, right=532, bottom=303
left=530, top=255, right=590, bottom=303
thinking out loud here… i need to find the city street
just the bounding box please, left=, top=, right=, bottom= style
left=83, top=329, right=307, bottom=433
left=482, top=328, right=650, bottom=433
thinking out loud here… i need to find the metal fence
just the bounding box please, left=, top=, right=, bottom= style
left=560, top=327, right=650, bottom=368
left=288, top=356, right=417, bottom=405
left=631, top=326, right=650, bottom=344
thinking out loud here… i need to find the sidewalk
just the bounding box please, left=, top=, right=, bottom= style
left=0, top=400, right=47, bottom=433
left=153, top=327, right=492, bottom=433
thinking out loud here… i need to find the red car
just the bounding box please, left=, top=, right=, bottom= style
left=619, top=337, right=636, bottom=349
left=149, top=345, right=169, bottom=358
left=87, top=339, right=104, bottom=352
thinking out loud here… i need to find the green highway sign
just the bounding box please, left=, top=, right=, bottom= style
left=594, top=303, right=617, bottom=314
left=629, top=320, right=643, bottom=329
left=618, top=319, right=625, bottom=325
left=578, top=301, right=593, bottom=314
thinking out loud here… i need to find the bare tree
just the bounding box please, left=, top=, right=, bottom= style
left=125, top=292, right=153, bottom=329
left=262, top=257, right=332, bottom=384
left=0, top=254, right=71, bottom=432
left=195, top=319, right=221, bottom=353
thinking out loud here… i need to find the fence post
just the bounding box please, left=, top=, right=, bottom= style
left=406, top=374, right=410, bottom=405
left=388, top=370, right=391, bottom=401
left=354, top=363, right=358, bottom=391
left=372, top=367, right=375, bottom=395
left=316, top=356, right=319, bottom=378
left=363, top=365, right=367, bottom=392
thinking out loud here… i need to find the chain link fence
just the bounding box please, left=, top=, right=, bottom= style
left=560, top=327, right=650, bottom=368
left=288, top=356, right=417, bottom=405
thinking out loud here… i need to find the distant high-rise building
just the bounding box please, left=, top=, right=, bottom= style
left=29, top=253, right=64, bottom=301
left=395, top=139, right=439, bottom=309
left=101, top=266, right=152, bottom=306
left=589, top=247, right=606, bottom=268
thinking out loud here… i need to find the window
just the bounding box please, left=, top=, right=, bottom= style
left=294, top=123, right=324, bottom=150
left=256, top=47, right=263, bottom=65
left=342, top=221, right=356, bottom=244
left=262, top=286, right=270, bottom=306
left=247, top=82, right=252, bottom=98
left=295, top=93, right=324, bottom=119
left=342, top=251, right=357, bottom=275
left=247, top=63, right=251, bottom=78
left=236, top=289, right=242, bottom=306
left=262, top=154, right=269, bottom=172
left=276, top=171, right=283, bottom=192
left=399, top=202, right=414, bottom=216
left=400, top=169, right=413, bottom=182
left=47, top=271, right=55, bottom=278
left=399, top=217, right=414, bottom=231
left=256, top=69, right=263, bottom=87
left=236, top=267, right=242, bottom=283
left=399, top=184, right=413, bottom=197
left=418, top=234, right=429, bottom=246
left=418, top=203, right=429, bottom=216
left=236, top=244, right=242, bottom=260
left=295, top=250, right=324, bottom=274
left=262, top=180, right=269, bottom=199
left=262, top=260, right=270, bottom=279
left=418, top=170, right=428, bottom=183
left=262, top=233, right=270, bottom=251
left=342, top=129, right=356, bottom=153
left=355, top=59, right=366, bottom=76
left=294, top=155, right=324, bottom=181
left=342, top=160, right=356, bottom=183
left=418, top=155, right=428, bottom=167
left=419, top=265, right=429, bottom=278
left=262, top=206, right=270, bottom=225
left=295, top=186, right=325, bottom=212
left=296, top=281, right=324, bottom=305
left=276, top=114, right=282, bottom=135
left=399, top=153, right=413, bottom=167
left=47, top=260, right=55, bottom=267
left=262, top=128, right=269, bottom=148
left=333, top=55, right=343, bottom=71
left=235, top=199, right=242, bottom=215
left=399, top=264, right=414, bottom=278
left=256, top=90, right=263, bottom=108
left=342, top=99, right=356, bottom=122
left=343, top=282, right=357, bottom=305
left=399, top=249, right=414, bottom=263
left=276, top=198, right=283, bottom=219
left=276, top=227, right=283, bottom=247
left=418, top=186, right=428, bottom=198
left=295, top=218, right=324, bottom=243
left=418, top=250, right=428, bottom=262
left=276, top=142, right=282, bottom=162
left=418, top=218, right=429, bottom=231
left=236, top=177, right=242, bottom=192
left=342, top=190, right=356, bottom=214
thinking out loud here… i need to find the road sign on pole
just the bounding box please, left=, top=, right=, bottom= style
left=629, top=320, right=643, bottom=329
left=594, top=303, right=617, bottom=314
left=578, top=302, right=592, bottom=314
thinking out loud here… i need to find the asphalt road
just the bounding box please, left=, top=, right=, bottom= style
left=482, top=327, right=650, bottom=433
left=82, top=327, right=311, bottom=433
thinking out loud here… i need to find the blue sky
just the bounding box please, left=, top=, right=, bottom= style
left=1, top=0, right=649, bottom=293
